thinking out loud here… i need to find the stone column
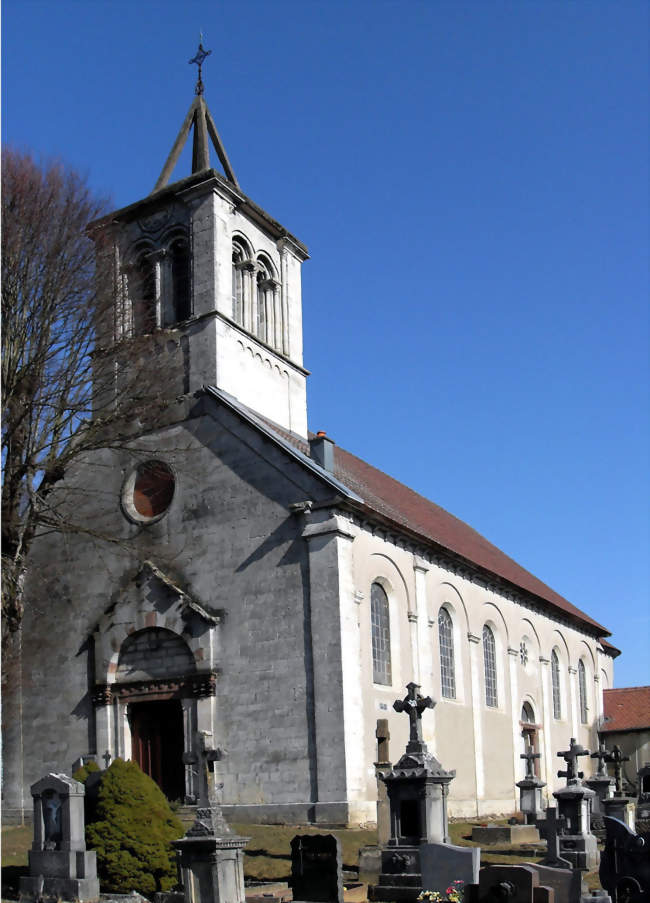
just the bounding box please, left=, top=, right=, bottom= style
left=303, top=512, right=359, bottom=824
left=568, top=665, right=579, bottom=738
left=412, top=558, right=430, bottom=689
left=271, top=280, right=281, bottom=350
left=539, top=656, right=553, bottom=794
left=278, top=242, right=290, bottom=355
left=467, top=632, right=485, bottom=809
left=241, top=261, right=255, bottom=333
left=508, top=646, right=520, bottom=804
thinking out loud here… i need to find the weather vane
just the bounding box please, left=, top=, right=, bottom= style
left=189, top=32, right=212, bottom=96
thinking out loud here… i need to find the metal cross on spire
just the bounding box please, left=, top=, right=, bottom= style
left=189, top=34, right=212, bottom=96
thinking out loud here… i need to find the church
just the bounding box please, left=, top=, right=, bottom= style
left=2, top=55, right=618, bottom=826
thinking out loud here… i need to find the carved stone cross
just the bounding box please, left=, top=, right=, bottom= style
left=557, top=737, right=589, bottom=783
left=393, top=682, right=435, bottom=751
left=521, top=740, right=541, bottom=779
left=590, top=740, right=610, bottom=777
left=542, top=806, right=570, bottom=867
left=604, top=744, right=630, bottom=793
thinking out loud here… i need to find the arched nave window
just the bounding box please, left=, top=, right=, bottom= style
left=371, top=582, right=392, bottom=686
left=256, top=260, right=271, bottom=344
left=483, top=624, right=498, bottom=707
left=578, top=659, right=589, bottom=723
left=438, top=608, right=456, bottom=699
left=551, top=649, right=562, bottom=719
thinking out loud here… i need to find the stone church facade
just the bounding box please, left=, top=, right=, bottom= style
left=2, top=84, right=617, bottom=825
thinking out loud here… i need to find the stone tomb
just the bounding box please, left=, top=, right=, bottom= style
left=602, top=746, right=636, bottom=832
left=19, top=773, right=99, bottom=903
left=289, top=834, right=343, bottom=903
left=173, top=744, right=249, bottom=903
left=585, top=742, right=615, bottom=817
left=369, top=683, right=473, bottom=902
left=552, top=738, right=599, bottom=871
left=464, top=865, right=553, bottom=902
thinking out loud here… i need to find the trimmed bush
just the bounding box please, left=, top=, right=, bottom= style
left=72, top=759, right=101, bottom=784
left=85, top=758, right=184, bottom=896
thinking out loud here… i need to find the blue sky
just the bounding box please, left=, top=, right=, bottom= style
left=3, top=0, right=648, bottom=688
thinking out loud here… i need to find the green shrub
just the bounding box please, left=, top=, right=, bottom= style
left=85, top=758, right=184, bottom=895
left=72, top=759, right=101, bottom=784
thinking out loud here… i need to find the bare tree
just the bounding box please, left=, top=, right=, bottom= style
left=1, top=148, right=180, bottom=642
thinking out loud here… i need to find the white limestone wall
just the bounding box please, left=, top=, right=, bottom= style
left=188, top=183, right=308, bottom=436
left=342, top=519, right=614, bottom=820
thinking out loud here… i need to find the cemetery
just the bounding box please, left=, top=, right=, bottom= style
left=3, top=682, right=650, bottom=903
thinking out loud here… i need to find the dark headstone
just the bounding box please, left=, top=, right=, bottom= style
left=289, top=834, right=343, bottom=903
left=464, top=864, right=553, bottom=902
left=599, top=816, right=650, bottom=903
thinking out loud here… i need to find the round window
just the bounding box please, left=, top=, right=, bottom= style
left=122, top=460, right=175, bottom=523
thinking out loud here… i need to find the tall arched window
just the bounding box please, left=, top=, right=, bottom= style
left=169, top=238, right=190, bottom=323
left=578, top=659, right=588, bottom=723
left=483, top=624, right=498, bottom=707
left=371, top=582, right=392, bottom=686
left=438, top=608, right=456, bottom=699
left=132, top=252, right=156, bottom=335
left=551, top=649, right=562, bottom=719
left=231, top=244, right=244, bottom=324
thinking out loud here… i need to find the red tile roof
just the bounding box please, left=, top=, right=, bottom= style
left=329, top=442, right=609, bottom=635
left=226, top=396, right=611, bottom=637
left=602, top=687, right=650, bottom=732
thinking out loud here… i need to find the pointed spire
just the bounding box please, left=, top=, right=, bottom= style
left=152, top=39, right=239, bottom=193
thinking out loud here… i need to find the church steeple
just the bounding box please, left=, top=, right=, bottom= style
left=153, top=40, right=239, bottom=192
left=90, top=43, right=309, bottom=438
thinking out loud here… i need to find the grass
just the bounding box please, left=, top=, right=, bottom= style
left=1, top=819, right=602, bottom=894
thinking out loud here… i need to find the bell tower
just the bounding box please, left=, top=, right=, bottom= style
left=90, top=42, right=309, bottom=438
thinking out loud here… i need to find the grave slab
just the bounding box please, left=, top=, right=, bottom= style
left=471, top=825, right=540, bottom=844
left=420, top=841, right=480, bottom=896
left=289, top=834, right=343, bottom=903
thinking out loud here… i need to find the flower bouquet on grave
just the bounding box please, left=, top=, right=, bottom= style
left=418, top=880, right=464, bottom=902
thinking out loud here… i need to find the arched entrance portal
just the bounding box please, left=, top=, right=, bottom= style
left=129, top=699, right=185, bottom=800
left=114, top=627, right=196, bottom=801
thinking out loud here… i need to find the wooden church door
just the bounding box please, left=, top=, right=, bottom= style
left=129, top=699, right=185, bottom=801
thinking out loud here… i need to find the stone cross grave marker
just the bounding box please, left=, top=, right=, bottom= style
left=540, top=807, right=572, bottom=869
left=604, top=744, right=630, bottom=794
left=521, top=740, right=541, bottom=780
left=290, top=834, right=343, bottom=903
left=557, top=737, right=589, bottom=783
left=393, top=681, right=435, bottom=753
left=591, top=740, right=610, bottom=778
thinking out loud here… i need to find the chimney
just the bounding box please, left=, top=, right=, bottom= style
left=309, top=430, right=335, bottom=472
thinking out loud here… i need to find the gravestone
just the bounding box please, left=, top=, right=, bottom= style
left=516, top=741, right=546, bottom=825
left=637, top=764, right=650, bottom=820
left=552, top=739, right=599, bottom=871
left=420, top=841, right=480, bottom=896
left=599, top=816, right=650, bottom=903
left=173, top=743, right=249, bottom=903
left=19, top=773, right=99, bottom=903
left=464, top=864, right=553, bottom=902
left=586, top=742, right=615, bottom=817
left=375, top=719, right=392, bottom=846
left=289, top=834, right=343, bottom=903
left=539, top=807, right=572, bottom=869
left=368, top=683, right=458, bottom=902
left=602, top=746, right=636, bottom=832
